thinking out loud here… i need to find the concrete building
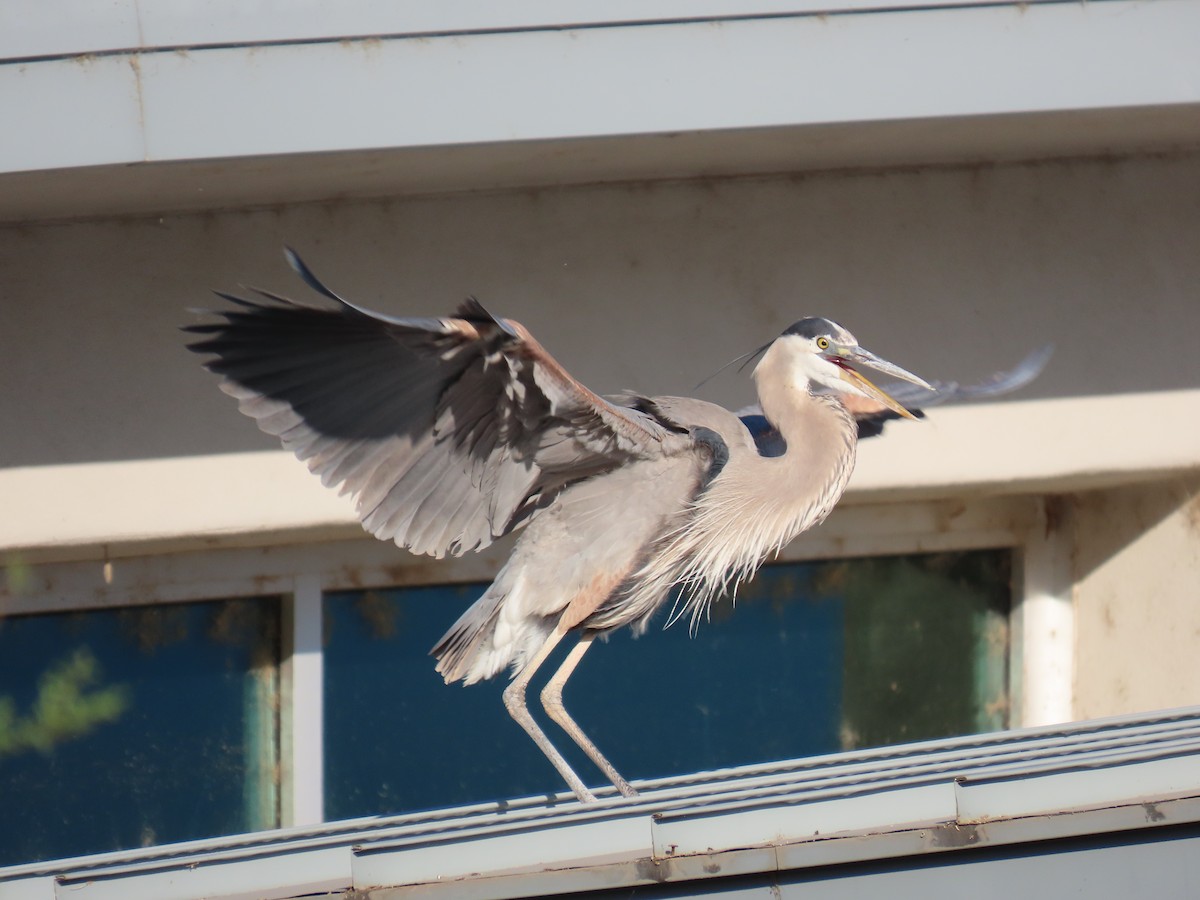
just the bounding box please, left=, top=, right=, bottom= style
left=1, top=0, right=1198, bottom=884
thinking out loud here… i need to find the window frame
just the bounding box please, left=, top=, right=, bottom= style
left=2, top=493, right=1071, bottom=828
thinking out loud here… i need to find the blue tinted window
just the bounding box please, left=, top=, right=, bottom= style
left=324, top=551, right=1009, bottom=817
left=0, top=598, right=280, bottom=866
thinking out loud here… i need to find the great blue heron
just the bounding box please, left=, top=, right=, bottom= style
left=188, top=249, right=1045, bottom=803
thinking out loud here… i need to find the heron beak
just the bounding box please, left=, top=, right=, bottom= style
left=834, top=347, right=932, bottom=420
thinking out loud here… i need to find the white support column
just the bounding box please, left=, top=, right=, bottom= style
left=1017, top=497, right=1075, bottom=727
left=281, top=573, right=324, bottom=827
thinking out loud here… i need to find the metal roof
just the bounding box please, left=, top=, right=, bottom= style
left=4, top=706, right=1200, bottom=900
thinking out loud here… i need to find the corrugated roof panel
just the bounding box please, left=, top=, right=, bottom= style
left=955, top=752, right=1200, bottom=823
left=52, top=845, right=350, bottom=900
left=651, top=781, right=959, bottom=859
left=353, top=814, right=652, bottom=889
left=2, top=706, right=1198, bottom=900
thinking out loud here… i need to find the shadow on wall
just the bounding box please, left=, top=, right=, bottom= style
left=2, top=155, right=1199, bottom=468
left=1069, top=478, right=1200, bottom=581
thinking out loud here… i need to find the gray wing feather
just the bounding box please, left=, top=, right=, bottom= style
left=187, top=253, right=681, bottom=557
left=877, top=343, right=1054, bottom=410
left=737, top=344, right=1053, bottom=445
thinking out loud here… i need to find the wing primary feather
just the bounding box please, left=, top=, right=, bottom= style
left=190, top=251, right=683, bottom=559
left=283, top=248, right=472, bottom=332
left=208, top=291, right=269, bottom=310
left=244, top=285, right=328, bottom=311
left=284, top=246, right=348, bottom=305
left=455, top=296, right=518, bottom=337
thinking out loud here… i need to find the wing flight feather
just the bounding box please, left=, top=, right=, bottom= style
left=737, top=344, right=1052, bottom=448
left=187, top=252, right=686, bottom=557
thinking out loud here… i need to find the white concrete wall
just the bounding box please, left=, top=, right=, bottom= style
left=1073, top=476, right=1200, bottom=719
left=2, top=152, right=1198, bottom=469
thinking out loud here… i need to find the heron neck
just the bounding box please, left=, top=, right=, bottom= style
left=752, top=344, right=839, bottom=443
left=748, top=345, right=816, bottom=436
left=749, top=351, right=857, bottom=556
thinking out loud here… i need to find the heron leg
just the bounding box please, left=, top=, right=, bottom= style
left=502, top=626, right=597, bottom=803
left=541, top=632, right=638, bottom=799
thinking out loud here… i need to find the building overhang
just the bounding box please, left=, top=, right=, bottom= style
left=3, top=0, right=1199, bottom=224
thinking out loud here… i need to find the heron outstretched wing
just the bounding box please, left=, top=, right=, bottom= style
left=187, top=250, right=687, bottom=558
left=739, top=343, right=1053, bottom=453
left=849, top=343, right=1053, bottom=438
left=859, top=342, right=1053, bottom=410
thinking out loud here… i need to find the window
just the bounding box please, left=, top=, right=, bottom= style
left=0, top=597, right=280, bottom=866
left=323, top=551, right=1009, bottom=818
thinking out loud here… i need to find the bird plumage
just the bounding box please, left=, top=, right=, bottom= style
left=188, top=288, right=694, bottom=560
left=187, top=249, right=943, bottom=802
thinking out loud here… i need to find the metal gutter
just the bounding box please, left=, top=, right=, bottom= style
left=3, top=0, right=1200, bottom=226
left=3, top=706, right=1199, bottom=899
left=0, top=0, right=1066, bottom=63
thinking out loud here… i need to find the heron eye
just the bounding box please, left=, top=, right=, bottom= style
left=816, top=337, right=830, bottom=351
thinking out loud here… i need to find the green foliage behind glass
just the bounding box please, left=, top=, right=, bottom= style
left=838, top=551, right=1010, bottom=749
left=0, top=648, right=129, bottom=758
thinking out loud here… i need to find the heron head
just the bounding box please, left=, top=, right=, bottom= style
left=762, top=317, right=932, bottom=420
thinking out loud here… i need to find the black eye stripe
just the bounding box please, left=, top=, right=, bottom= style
left=783, top=317, right=835, bottom=339
left=782, top=317, right=855, bottom=347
